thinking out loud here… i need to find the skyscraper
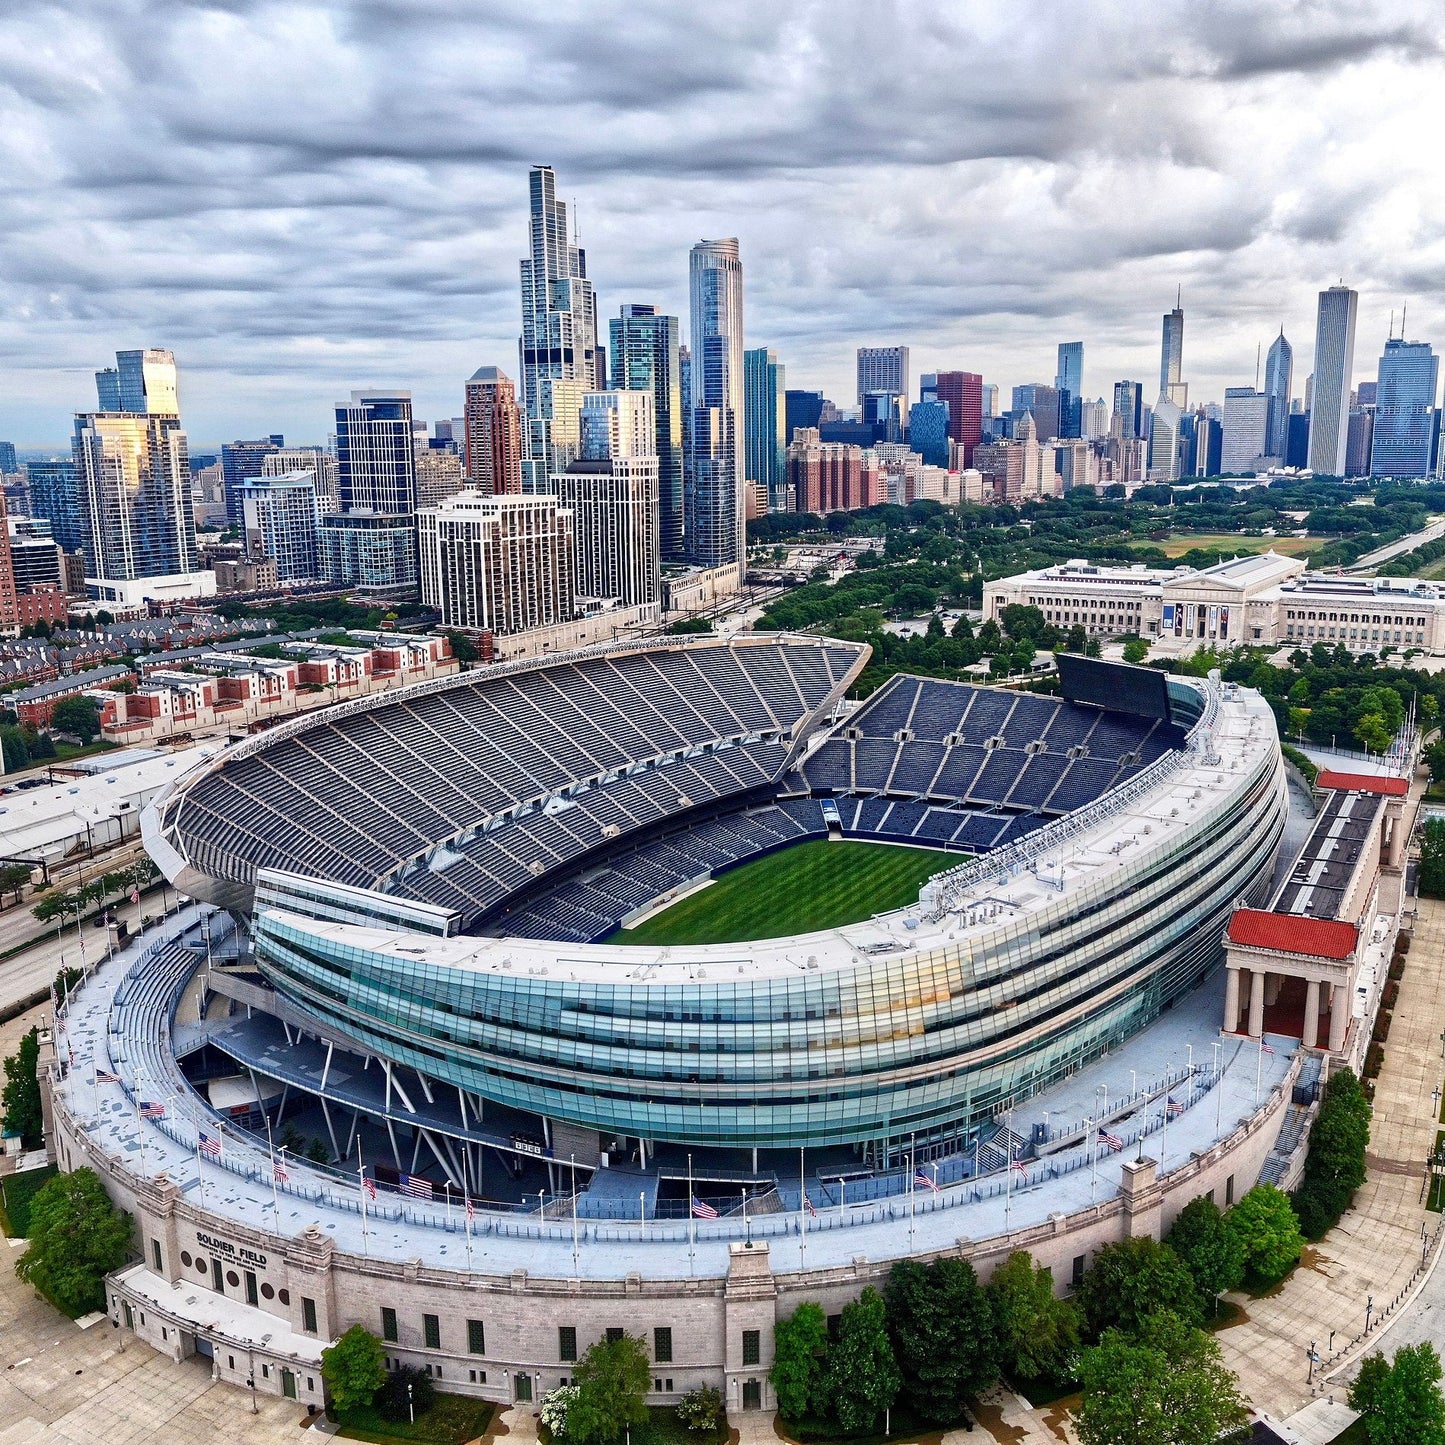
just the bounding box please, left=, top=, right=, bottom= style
left=241, top=471, right=322, bottom=582
left=0, top=443, right=17, bottom=475
left=744, top=347, right=787, bottom=511
left=519, top=166, right=600, bottom=489
left=1112, top=381, right=1144, bottom=440
left=1221, top=388, right=1272, bottom=473
left=25, top=461, right=83, bottom=553
left=1160, top=302, right=1185, bottom=406
left=1055, top=342, right=1083, bottom=438
left=72, top=412, right=208, bottom=603
left=610, top=305, right=685, bottom=560
left=934, top=373, right=983, bottom=465
left=1370, top=338, right=1439, bottom=478
left=462, top=366, right=524, bottom=495
left=1148, top=397, right=1184, bottom=480
left=1263, top=331, right=1293, bottom=461
left=856, top=347, right=909, bottom=410
left=688, top=238, right=745, bottom=576
left=552, top=391, right=660, bottom=610
left=95, top=349, right=179, bottom=416
left=336, top=393, right=416, bottom=515
left=908, top=400, right=950, bottom=468
left=1307, top=285, right=1359, bottom=476
left=221, top=436, right=285, bottom=525
left=1010, top=384, right=1060, bottom=442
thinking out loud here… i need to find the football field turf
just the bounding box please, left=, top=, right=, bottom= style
left=612, top=838, right=958, bottom=946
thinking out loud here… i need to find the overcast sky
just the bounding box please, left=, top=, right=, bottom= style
left=1, top=0, right=1442, bottom=450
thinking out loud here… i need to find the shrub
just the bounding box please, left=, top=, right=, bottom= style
left=771, top=1302, right=828, bottom=1421
left=1226, top=1184, right=1304, bottom=1286
left=1365, top=1043, right=1385, bottom=1079
left=674, top=1385, right=725, bottom=1434
left=320, top=1324, right=388, bottom=1419
left=378, top=1365, right=435, bottom=1423
left=541, top=1384, right=580, bottom=1439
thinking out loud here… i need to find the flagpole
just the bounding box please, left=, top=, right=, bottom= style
left=1004, top=1131, right=1012, bottom=1232
left=464, top=1186, right=474, bottom=1272
left=1089, top=1115, right=1097, bottom=1203
left=687, top=1152, right=695, bottom=1272
left=570, top=1154, right=579, bottom=1276
left=444, top=1181, right=452, bottom=1233
left=1160, top=1098, right=1169, bottom=1171
left=1255, top=1036, right=1263, bottom=1106
left=799, top=1145, right=806, bottom=1270
left=358, top=1139, right=370, bottom=1256
left=908, top=1134, right=916, bottom=1253
left=196, top=1130, right=206, bottom=1210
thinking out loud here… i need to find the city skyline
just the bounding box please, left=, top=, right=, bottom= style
left=0, top=3, right=1442, bottom=446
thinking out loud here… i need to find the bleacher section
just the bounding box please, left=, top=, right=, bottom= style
left=795, top=676, right=1183, bottom=825
left=166, top=640, right=860, bottom=895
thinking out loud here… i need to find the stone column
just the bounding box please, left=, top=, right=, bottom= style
left=1224, top=968, right=1242, bottom=1034
left=1328, top=983, right=1349, bottom=1053
left=1303, top=980, right=1321, bottom=1050
left=1248, top=969, right=1266, bottom=1038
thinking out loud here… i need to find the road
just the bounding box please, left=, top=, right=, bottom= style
left=1346, top=516, right=1445, bottom=572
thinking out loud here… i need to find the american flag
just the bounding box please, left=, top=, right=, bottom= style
left=465, top=1195, right=475, bottom=1223
left=403, top=1175, right=434, bottom=1199
left=1099, top=1129, right=1125, bottom=1152
left=1166, top=1097, right=1185, bottom=1117
left=198, top=1131, right=222, bottom=1158
left=95, top=1070, right=121, bottom=1085
left=362, top=1174, right=377, bottom=1201
left=914, top=1170, right=940, bottom=1193
left=691, top=1197, right=718, bottom=1220
left=139, top=1101, right=166, bottom=1118
left=1262, top=1041, right=1276, bottom=1055
left=1010, top=1160, right=1029, bottom=1178
left=804, top=1195, right=817, bottom=1217
left=273, top=1157, right=290, bottom=1183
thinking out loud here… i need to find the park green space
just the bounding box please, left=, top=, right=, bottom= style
left=1127, top=532, right=1323, bottom=559
left=613, top=839, right=956, bottom=946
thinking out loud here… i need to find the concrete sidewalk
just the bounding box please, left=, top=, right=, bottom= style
left=1214, top=896, right=1445, bottom=1417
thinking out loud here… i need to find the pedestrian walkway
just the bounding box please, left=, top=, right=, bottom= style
left=1214, top=895, right=1445, bottom=1416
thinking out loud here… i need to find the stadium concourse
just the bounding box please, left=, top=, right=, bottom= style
left=44, top=634, right=1308, bottom=1410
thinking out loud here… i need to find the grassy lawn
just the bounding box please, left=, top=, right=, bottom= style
left=1129, top=532, right=1323, bottom=559
left=1328, top=1420, right=1368, bottom=1444
left=614, top=840, right=957, bottom=945
left=0, top=1164, right=57, bottom=1237
left=336, top=1396, right=492, bottom=1444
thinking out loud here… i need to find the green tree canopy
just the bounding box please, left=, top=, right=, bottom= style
left=825, top=1286, right=901, bottom=1435
left=1074, top=1237, right=1202, bottom=1342
left=49, top=695, right=103, bottom=744
left=14, top=1168, right=132, bottom=1316
left=320, top=1324, right=388, bottom=1418
left=1423, top=819, right=1445, bottom=900
left=569, top=1332, right=652, bottom=1445
left=1351, top=1343, right=1445, bottom=1445
left=770, top=1301, right=827, bottom=1421
left=1294, top=1066, right=1371, bottom=1238
left=1076, top=1310, right=1249, bottom=1445
left=1, top=1026, right=43, bottom=1148
left=884, top=1256, right=998, bottom=1422
left=986, top=1250, right=1080, bottom=1384
left=1226, top=1183, right=1304, bottom=1285
left=1165, top=1196, right=1246, bottom=1314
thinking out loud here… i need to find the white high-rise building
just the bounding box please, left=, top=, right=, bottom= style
left=550, top=391, right=661, bottom=611
left=1221, top=387, right=1273, bottom=473
left=688, top=238, right=745, bottom=578
left=1148, top=397, right=1184, bottom=481
left=241, top=471, right=322, bottom=582
left=1307, top=285, right=1359, bottom=476
left=263, top=447, right=339, bottom=512
left=856, top=347, right=910, bottom=409
left=418, top=491, right=576, bottom=636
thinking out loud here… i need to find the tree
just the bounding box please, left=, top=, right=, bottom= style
left=771, top=1301, right=828, bottom=1421
left=320, top=1324, right=388, bottom=1418
left=1352, top=1343, right=1445, bottom=1445
left=49, top=695, right=103, bottom=744
left=1423, top=819, right=1445, bottom=900
left=1074, top=1238, right=1201, bottom=1342
left=0, top=862, right=31, bottom=904
left=568, top=1332, right=651, bottom=1445
left=1293, top=1066, right=1371, bottom=1238
left=1077, top=1311, right=1249, bottom=1445
left=1, top=1026, right=43, bottom=1147
left=15, top=1168, right=132, bottom=1315
left=1355, top=712, right=1393, bottom=754
left=1165, top=1196, right=1246, bottom=1314
left=1226, top=1183, right=1304, bottom=1286
left=378, top=1364, right=435, bottom=1423
left=885, top=1256, right=998, bottom=1421
left=542, top=1384, right=581, bottom=1438
left=987, top=1250, right=1080, bottom=1384
left=444, top=629, right=479, bottom=662
left=824, top=1286, right=900, bottom=1435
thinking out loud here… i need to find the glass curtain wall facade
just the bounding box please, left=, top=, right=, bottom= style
left=688, top=239, right=745, bottom=575
left=1371, top=339, right=1439, bottom=478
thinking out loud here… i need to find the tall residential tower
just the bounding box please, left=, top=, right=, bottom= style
left=1307, top=285, right=1359, bottom=476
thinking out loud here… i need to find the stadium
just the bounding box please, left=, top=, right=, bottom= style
left=47, top=634, right=1304, bottom=1410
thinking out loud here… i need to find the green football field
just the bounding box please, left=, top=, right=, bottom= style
left=612, top=838, right=958, bottom=946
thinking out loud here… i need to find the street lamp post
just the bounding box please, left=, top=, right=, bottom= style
left=1307, top=1342, right=1319, bottom=1386
left=408, top=1382, right=414, bottom=1424
left=1365, top=1294, right=1374, bottom=1333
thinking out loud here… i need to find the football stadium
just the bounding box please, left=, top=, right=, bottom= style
left=47, top=634, right=1310, bottom=1409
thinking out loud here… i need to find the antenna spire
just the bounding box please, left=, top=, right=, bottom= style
left=1402, top=302, right=1407, bottom=337
left=1255, top=343, right=1261, bottom=390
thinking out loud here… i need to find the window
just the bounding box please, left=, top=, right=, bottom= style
left=382, top=1307, right=398, bottom=1343
left=424, top=1314, right=441, bottom=1350
left=1071, top=1254, right=1086, bottom=1288
left=742, top=1330, right=760, bottom=1367
left=1226, top=1174, right=1235, bottom=1207
left=302, top=1297, right=318, bottom=1334
left=468, top=1319, right=486, bottom=1355
left=654, top=1327, right=673, bottom=1364
left=606, top=1327, right=624, bottom=1345
left=228, top=1356, right=235, bottom=1371
left=151, top=1240, right=162, bottom=1271
left=559, top=1326, right=577, bottom=1362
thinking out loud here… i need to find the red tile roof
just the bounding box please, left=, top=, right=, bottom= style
left=1316, top=769, right=1409, bottom=797
left=1227, top=908, right=1359, bottom=961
